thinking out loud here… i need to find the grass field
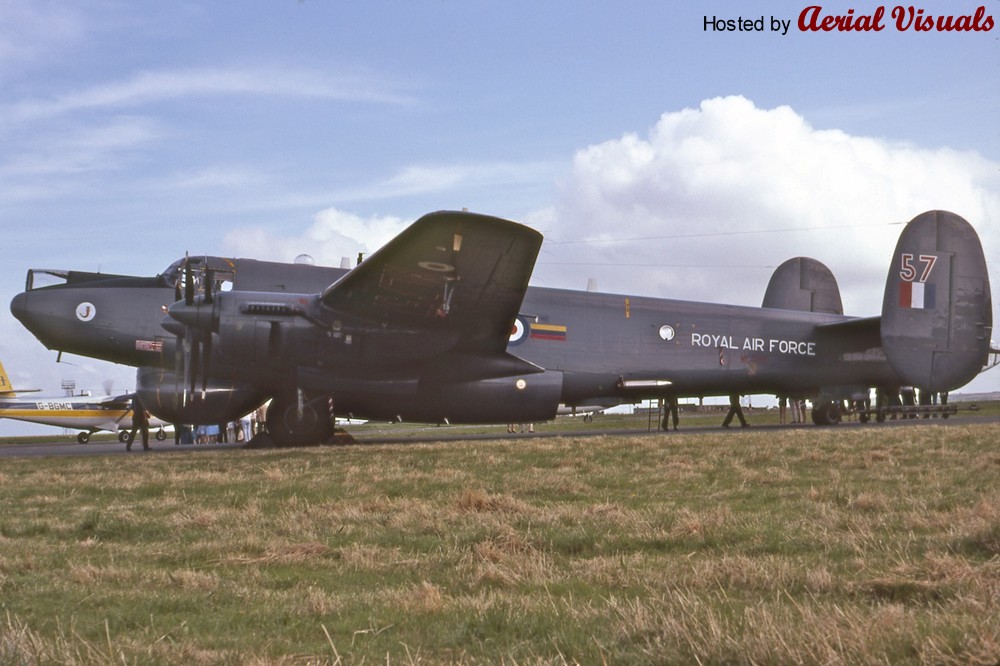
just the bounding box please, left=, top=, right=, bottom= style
left=1, top=421, right=998, bottom=664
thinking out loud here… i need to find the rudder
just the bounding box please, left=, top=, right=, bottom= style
left=881, top=210, right=992, bottom=392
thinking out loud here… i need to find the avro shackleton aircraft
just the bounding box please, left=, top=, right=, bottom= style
left=9, top=209, right=993, bottom=445
left=0, top=359, right=168, bottom=443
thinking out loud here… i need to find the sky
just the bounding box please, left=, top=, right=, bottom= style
left=1, top=1, right=998, bottom=435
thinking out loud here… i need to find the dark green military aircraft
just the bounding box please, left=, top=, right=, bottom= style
left=9, top=209, right=993, bottom=445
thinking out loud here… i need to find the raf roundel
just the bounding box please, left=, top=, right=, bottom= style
left=658, top=324, right=675, bottom=341
left=509, top=317, right=527, bottom=345
left=418, top=261, right=455, bottom=273
left=76, top=302, right=97, bottom=322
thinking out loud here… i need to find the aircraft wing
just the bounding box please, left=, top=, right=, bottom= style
left=100, top=392, right=135, bottom=405
left=320, top=211, right=543, bottom=356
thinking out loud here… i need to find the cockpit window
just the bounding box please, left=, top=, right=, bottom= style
left=24, top=269, right=70, bottom=291
left=160, top=259, right=184, bottom=288
left=159, top=257, right=235, bottom=295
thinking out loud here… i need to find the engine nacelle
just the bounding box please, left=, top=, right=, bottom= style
left=136, top=366, right=268, bottom=425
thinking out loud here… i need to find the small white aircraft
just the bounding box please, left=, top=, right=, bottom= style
left=556, top=402, right=623, bottom=423
left=0, top=360, right=169, bottom=443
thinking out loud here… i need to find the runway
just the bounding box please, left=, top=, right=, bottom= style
left=1, top=410, right=996, bottom=459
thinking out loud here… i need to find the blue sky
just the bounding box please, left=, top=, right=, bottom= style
left=1, top=1, right=998, bottom=434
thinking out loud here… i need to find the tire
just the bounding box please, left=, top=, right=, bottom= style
left=811, top=402, right=842, bottom=426
left=266, top=394, right=332, bottom=446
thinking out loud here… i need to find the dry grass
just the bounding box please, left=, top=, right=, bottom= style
left=1, top=422, right=999, bottom=664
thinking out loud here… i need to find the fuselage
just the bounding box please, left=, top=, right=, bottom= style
left=9, top=210, right=990, bottom=439
left=9, top=258, right=902, bottom=426
left=0, top=394, right=165, bottom=433
left=511, top=286, right=897, bottom=403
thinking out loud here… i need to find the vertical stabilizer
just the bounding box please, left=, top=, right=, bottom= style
left=881, top=210, right=992, bottom=391
left=0, top=360, right=14, bottom=395
left=762, top=257, right=844, bottom=314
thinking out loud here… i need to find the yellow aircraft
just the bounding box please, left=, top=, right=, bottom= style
left=0, top=360, right=169, bottom=443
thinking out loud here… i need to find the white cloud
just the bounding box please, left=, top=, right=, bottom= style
left=224, top=96, right=999, bottom=329
left=332, top=161, right=562, bottom=203
left=0, top=116, right=163, bottom=203
left=1, top=66, right=414, bottom=125
left=222, top=208, right=407, bottom=267
left=537, top=96, right=1000, bottom=317
left=163, top=166, right=271, bottom=191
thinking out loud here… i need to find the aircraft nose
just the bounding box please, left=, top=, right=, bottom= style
left=9, top=291, right=28, bottom=323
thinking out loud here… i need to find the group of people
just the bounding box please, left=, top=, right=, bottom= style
left=659, top=387, right=952, bottom=432
left=123, top=399, right=258, bottom=451
left=662, top=393, right=750, bottom=432
left=507, top=423, right=534, bottom=434
left=777, top=397, right=808, bottom=424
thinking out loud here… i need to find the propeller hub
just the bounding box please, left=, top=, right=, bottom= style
left=167, top=298, right=215, bottom=332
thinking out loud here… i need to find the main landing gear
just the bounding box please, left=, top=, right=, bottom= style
left=811, top=400, right=962, bottom=425
left=265, top=391, right=333, bottom=446
left=811, top=401, right=842, bottom=426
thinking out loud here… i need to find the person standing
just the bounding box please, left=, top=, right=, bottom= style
left=662, top=396, right=679, bottom=431
left=126, top=398, right=150, bottom=451
left=722, top=393, right=749, bottom=428
left=790, top=397, right=803, bottom=424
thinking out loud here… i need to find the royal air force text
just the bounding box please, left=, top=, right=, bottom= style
left=690, top=332, right=816, bottom=357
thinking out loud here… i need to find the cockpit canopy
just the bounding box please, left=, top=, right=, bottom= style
left=159, top=256, right=236, bottom=295
left=24, top=256, right=237, bottom=294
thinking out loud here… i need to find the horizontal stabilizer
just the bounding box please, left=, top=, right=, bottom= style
left=762, top=257, right=843, bottom=314
left=0, top=359, right=40, bottom=396
left=881, top=210, right=992, bottom=392
left=815, top=315, right=881, bottom=338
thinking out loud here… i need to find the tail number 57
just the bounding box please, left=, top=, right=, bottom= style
left=900, top=253, right=937, bottom=283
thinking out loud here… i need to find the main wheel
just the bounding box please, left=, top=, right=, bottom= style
left=266, top=394, right=333, bottom=446
left=77, top=432, right=90, bottom=444
left=811, top=402, right=842, bottom=426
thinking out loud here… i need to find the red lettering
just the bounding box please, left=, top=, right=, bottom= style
left=891, top=5, right=994, bottom=32
left=798, top=6, right=825, bottom=31
left=979, top=6, right=996, bottom=31
left=893, top=6, right=914, bottom=30
left=801, top=4, right=995, bottom=33
left=798, top=5, right=885, bottom=32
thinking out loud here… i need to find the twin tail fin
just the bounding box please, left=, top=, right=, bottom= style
left=881, top=210, right=992, bottom=392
